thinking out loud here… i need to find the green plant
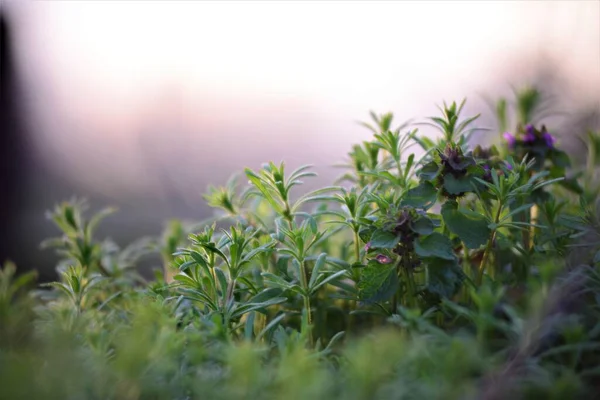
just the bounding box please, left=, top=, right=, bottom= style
left=2, top=86, right=600, bottom=399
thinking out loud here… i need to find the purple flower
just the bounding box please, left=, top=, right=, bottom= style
left=523, top=124, right=536, bottom=143
left=525, top=124, right=535, bottom=135
left=542, top=132, right=556, bottom=148
left=503, top=132, right=516, bottom=148
left=482, top=164, right=492, bottom=181
left=504, top=161, right=513, bottom=170
left=523, top=132, right=536, bottom=143
left=364, top=242, right=372, bottom=252
left=375, top=254, right=392, bottom=264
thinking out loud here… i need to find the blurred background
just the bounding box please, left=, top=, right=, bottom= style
left=1, top=1, right=599, bottom=280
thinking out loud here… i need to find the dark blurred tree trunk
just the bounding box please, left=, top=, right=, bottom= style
left=0, top=11, right=28, bottom=266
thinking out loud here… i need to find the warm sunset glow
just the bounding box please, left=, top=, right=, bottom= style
left=6, top=1, right=599, bottom=198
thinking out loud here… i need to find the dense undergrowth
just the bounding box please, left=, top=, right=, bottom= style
left=2, top=87, right=600, bottom=399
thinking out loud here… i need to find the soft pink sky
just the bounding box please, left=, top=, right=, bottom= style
left=6, top=1, right=600, bottom=201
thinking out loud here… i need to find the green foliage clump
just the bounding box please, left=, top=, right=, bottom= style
left=2, top=87, right=600, bottom=399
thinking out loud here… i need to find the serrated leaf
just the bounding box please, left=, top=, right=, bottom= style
left=418, top=162, right=440, bottom=180
left=409, top=215, right=434, bottom=235
left=441, top=201, right=489, bottom=249
left=442, top=174, right=474, bottom=195
left=426, top=257, right=462, bottom=298
left=369, top=229, right=399, bottom=249
left=415, top=232, right=455, bottom=260
left=402, top=181, right=437, bottom=208
left=357, top=261, right=398, bottom=304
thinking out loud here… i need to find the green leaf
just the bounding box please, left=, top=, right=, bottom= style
left=418, top=161, right=440, bottom=180
left=369, top=229, right=399, bottom=249
left=256, top=313, right=286, bottom=341
left=189, top=251, right=209, bottom=269
left=233, top=297, right=287, bottom=318
left=247, top=288, right=284, bottom=304
left=357, top=261, right=398, bottom=304
left=415, top=232, right=455, bottom=260
left=402, top=181, right=437, bottom=208
left=309, top=253, right=328, bottom=287
left=409, top=215, right=434, bottom=235
left=214, top=268, right=229, bottom=302
left=261, top=272, right=292, bottom=290
left=441, top=201, right=490, bottom=249
left=442, top=174, right=474, bottom=195
left=426, top=257, right=462, bottom=298
left=310, top=270, right=347, bottom=294
left=244, top=311, right=256, bottom=339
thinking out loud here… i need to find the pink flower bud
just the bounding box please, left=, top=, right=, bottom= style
left=375, top=254, right=392, bottom=264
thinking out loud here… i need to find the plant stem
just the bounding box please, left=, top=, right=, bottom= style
left=522, top=204, right=531, bottom=251
left=391, top=259, right=402, bottom=314
left=461, top=242, right=471, bottom=303
left=299, top=259, right=313, bottom=345
left=353, top=230, right=361, bottom=264
left=529, top=204, right=538, bottom=249
left=477, top=202, right=503, bottom=286
left=395, top=159, right=404, bottom=187
left=352, top=230, right=362, bottom=289
left=225, top=277, right=236, bottom=307
left=403, top=256, right=417, bottom=308
left=161, top=255, right=175, bottom=283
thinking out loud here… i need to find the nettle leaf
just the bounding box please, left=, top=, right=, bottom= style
left=414, top=232, right=455, bottom=260
left=418, top=161, right=440, bottom=180
left=369, top=229, right=400, bottom=249
left=409, top=215, right=434, bottom=235
left=441, top=201, right=490, bottom=249
left=402, top=181, right=437, bottom=208
left=451, top=157, right=475, bottom=171
left=357, top=261, right=398, bottom=304
left=442, top=174, right=474, bottom=195
left=426, top=257, right=462, bottom=298
left=358, top=224, right=376, bottom=244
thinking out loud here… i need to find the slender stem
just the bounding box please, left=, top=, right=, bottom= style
left=225, top=277, right=236, bottom=307
left=391, top=292, right=398, bottom=315
left=206, top=253, right=219, bottom=302
left=283, top=198, right=294, bottom=228
left=76, top=295, right=82, bottom=316
left=461, top=242, right=471, bottom=303
left=477, top=202, right=503, bottom=286
left=529, top=204, right=538, bottom=249
left=353, top=230, right=361, bottom=264
left=95, top=260, right=112, bottom=279
left=403, top=256, right=417, bottom=308
left=395, top=158, right=404, bottom=186
left=391, top=259, right=402, bottom=314
left=522, top=204, right=531, bottom=251
left=161, top=255, right=174, bottom=283
left=299, top=259, right=313, bottom=345
left=461, top=242, right=470, bottom=273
